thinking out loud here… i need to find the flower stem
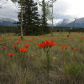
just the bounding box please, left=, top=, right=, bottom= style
left=46, top=51, right=50, bottom=84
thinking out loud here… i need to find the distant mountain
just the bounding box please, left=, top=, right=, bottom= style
left=57, top=19, right=74, bottom=26
left=1, top=17, right=84, bottom=28
left=56, top=17, right=84, bottom=28
left=47, top=23, right=57, bottom=26
left=0, top=17, right=17, bottom=26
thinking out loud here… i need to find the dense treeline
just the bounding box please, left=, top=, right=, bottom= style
left=50, top=26, right=84, bottom=32
left=0, top=25, right=18, bottom=33
left=0, top=25, right=84, bottom=34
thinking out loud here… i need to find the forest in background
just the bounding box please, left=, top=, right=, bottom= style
left=1, top=25, right=84, bottom=34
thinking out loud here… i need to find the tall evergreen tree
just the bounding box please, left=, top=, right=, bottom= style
left=23, top=0, right=42, bottom=35
left=17, top=0, right=46, bottom=35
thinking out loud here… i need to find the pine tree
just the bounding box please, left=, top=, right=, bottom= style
left=17, top=0, right=44, bottom=35
left=16, top=0, right=50, bottom=35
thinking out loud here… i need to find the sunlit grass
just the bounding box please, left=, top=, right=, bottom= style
left=0, top=32, right=84, bottom=84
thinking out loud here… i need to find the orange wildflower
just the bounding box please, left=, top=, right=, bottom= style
left=19, top=47, right=28, bottom=52
left=2, top=46, right=7, bottom=49
left=65, top=46, right=68, bottom=49
left=13, top=46, right=16, bottom=48
left=24, top=44, right=30, bottom=48
left=29, top=40, right=32, bottom=42
left=60, top=46, right=64, bottom=49
left=8, top=53, right=14, bottom=57
left=80, top=43, right=82, bottom=45
left=15, top=42, right=20, bottom=44
left=60, top=46, right=68, bottom=49
left=38, top=39, right=57, bottom=48
left=73, top=48, right=77, bottom=50
left=33, top=41, right=36, bottom=44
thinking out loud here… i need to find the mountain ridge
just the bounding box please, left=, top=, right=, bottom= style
left=1, top=17, right=84, bottom=28
left=0, top=17, right=17, bottom=26
left=56, top=17, right=84, bottom=28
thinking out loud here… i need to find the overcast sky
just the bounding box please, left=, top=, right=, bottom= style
left=0, top=0, right=84, bottom=24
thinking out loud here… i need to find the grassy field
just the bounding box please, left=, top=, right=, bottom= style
left=0, top=32, right=84, bottom=84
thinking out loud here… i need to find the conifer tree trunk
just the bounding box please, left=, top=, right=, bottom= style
left=51, top=0, right=53, bottom=36
left=21, top=0, right=23, bottom=39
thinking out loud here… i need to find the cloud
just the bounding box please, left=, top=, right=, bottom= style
left=47, top=19, right=62, bottom=25
left=0, top=0, right=18, bottom=20
left=53, top=0, right=84, bottom=19
left=37, top=0, right=74, bottom=21
left=52, top=0, right=73, bottom=19
left=0, top=0, right=84, bottom=23
left=65, top=0, right=84, bottom=18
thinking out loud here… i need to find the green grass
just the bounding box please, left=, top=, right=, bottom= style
left=0, top=32, right=84, bottom=84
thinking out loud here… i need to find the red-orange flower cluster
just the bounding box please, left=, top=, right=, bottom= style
left=13, top=46, right=16, bottom=48
left=24, top=44, right=30, bottom=48
left=15, top=42, right=20, bottom=44
left=60, top=46, right=68, bottom=49
left=19, top=47, right=28, bottom=52
left=80, top=43, right=82, bottom=45
left=8, top=53, right=14, bottom=57
left=73, top=48, right=77, bottom=50
left=33, top=41, right=36, bottom=44
left=2, top=46, right=7, bottom=49
left=38, top=39, right=57, bottom=48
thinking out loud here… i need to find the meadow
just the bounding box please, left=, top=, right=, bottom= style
left=0, top=32, right=84, bottom=84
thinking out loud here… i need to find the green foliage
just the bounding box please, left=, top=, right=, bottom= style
left=57, top=29, right=59, bottom=32
left=0, top=25, right=18, bottom=33
left=39, top=0, right=52, bottom=20
left=41, top=0, right=48, bottom=26
left=11, top=0, right=19, bottom=3
left=38, top=0, right=56, bottom=21
left=38, top=0, right=51, bottom=35
left=16, top=0, right=50, bottom=36
left=64, top=62, right=83, bottom=80
left=0, top=28, right=5, bottom=33
left=49, top=26, right=84, bottom=32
